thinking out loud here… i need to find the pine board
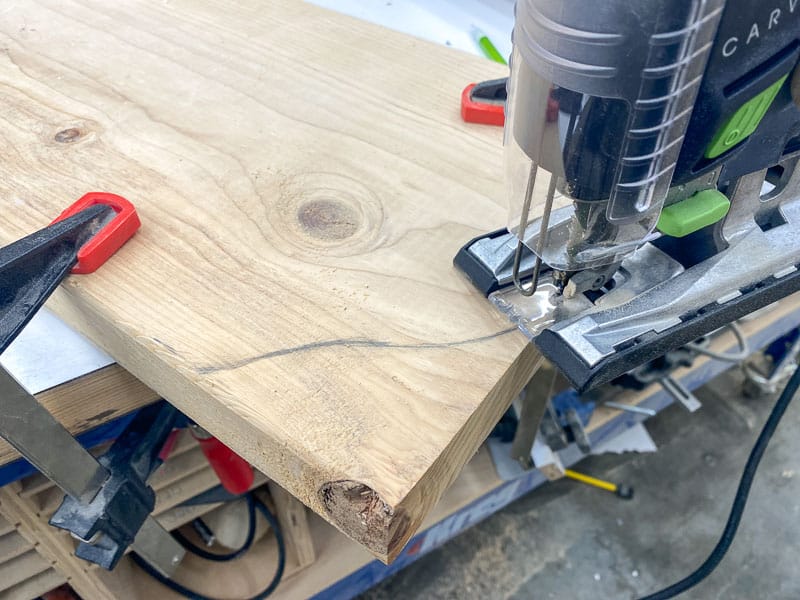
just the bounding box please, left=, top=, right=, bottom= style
left=0, top=0, right=539, bottom=560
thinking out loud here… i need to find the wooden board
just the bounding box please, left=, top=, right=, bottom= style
left=0, top=0, right=539, bottom=561
left=3, top=569, right=65, bottom=600
left=266, top=482, right=316, bottom=570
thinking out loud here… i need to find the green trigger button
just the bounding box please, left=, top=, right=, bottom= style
left=705, top=74, right=788, bottom=159
left=657, top=189, right=730, bottom=238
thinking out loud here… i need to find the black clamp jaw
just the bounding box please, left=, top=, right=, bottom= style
left=0, top=204, right=112, bottom=353
left=49, top=401, right=181, bottom=570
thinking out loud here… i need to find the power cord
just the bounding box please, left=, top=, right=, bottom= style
left=686, top=322, right=750, bottom=363
left=172, top=494, right=256, bottom=562
left=639, top=360, right=800, bottom=599
left=132, top=494, right=285, bottom=600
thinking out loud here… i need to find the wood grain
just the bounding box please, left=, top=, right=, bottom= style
left=0, top=0, right=538, bottom=560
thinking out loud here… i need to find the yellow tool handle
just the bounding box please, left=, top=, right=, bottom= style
left=564, top=469, right=618, bottom=492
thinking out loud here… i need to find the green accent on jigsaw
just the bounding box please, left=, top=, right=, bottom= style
left=705, top=75, right=788, bottom=159
left=657, top=189, right=731, bottom=238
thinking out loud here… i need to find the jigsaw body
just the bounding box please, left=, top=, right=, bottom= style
left=457, top=0, right=800, bottom=391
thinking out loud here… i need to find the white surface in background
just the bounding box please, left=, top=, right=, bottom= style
left=4, top=1, right=513, bottom=391
left=591, top=423, right=658, bottom=456
left=1, top=308, right=114, bottom=394
left=308, top=0, right=514, bottom=60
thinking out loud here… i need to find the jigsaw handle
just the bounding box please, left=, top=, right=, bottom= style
left=506, top=0, right=725, bottom=271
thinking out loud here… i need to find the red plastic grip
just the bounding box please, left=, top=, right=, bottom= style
left=158, top=429, right=182, bottom=462
left=192, top=432, right=255, bottom=495
left=460, top=83, right=506, bottom=126
left=460, top=83, right=561, bottom=126
left=51, top=192, right=141, bottom=274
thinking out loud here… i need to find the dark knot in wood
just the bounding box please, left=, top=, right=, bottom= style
left=297, top=199, right=360, bottom=240
left=54, top=128, right=82, bottom=143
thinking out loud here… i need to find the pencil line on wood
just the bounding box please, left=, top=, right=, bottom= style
left=197, top=328, right=518, bottom=374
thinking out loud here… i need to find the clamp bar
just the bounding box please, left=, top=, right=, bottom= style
left=0, top=367, right=108, bottom=502
left=131, top=517, right=185, bottom=578
left=49, top=401, right=185, bottom=572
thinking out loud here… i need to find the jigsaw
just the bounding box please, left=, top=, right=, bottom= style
left=456, top=0, right=800, bottom=392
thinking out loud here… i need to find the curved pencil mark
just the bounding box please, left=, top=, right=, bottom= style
left=197, top=327, right=518, bottom=374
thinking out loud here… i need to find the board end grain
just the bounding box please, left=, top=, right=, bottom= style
left=319, top=480, right=412, bottom=563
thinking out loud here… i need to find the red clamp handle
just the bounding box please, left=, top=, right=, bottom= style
left=51, top=192, right=141, bottom=274
left=460, top=82, right=560, bottom=127
left=158, top=429, right=182, bottom=462
left=191, top=427, right=255, bottom=495
left=460, top=83, right=505, bottom=127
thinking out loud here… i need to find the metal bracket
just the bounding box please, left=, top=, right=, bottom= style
left=510, top=362, right=593, bottom=473
left=510, top=364, right=559, bottom=469
left=659, top=375, right=702, bottom=412
left=744, top=333, right=800, bottom=395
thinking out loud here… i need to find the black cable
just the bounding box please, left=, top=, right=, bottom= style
left=640, top=361, right=800, bottom=600
left=132, top=495, right=286, bottom=600
left=172, top=494, right=256, bottom=562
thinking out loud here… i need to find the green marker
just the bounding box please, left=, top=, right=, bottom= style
left=472, top=26, right=507, bottom=65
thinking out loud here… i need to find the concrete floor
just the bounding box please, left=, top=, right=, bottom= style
left=360, top=369, right=800, bottom=599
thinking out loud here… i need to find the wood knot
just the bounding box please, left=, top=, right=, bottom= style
left=297, top=199, right=359, bottom=240
left=54, top=128, right=82, bottom=143
left=266, top=172, right=384, bottom=257
left=48, top=121, right=99, bottom=146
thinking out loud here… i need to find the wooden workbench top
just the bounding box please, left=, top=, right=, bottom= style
left=0, top=0, right=540, bottom=561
